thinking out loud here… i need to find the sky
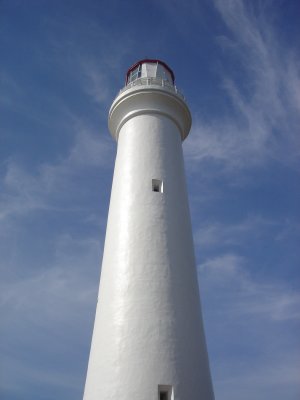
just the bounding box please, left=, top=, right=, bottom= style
left=0, top=0, right=299, bottom=399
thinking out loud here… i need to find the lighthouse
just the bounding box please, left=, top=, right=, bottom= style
left=83, top=59, right=214, bottom=400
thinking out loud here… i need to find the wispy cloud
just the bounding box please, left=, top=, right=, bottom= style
left=0, top=232, right=101, bottom=398
left=195, top=216, right=260, bottom=248
left=0, top=124, right=113, bottom=221
left=199, top=251, right=300, bottom=399
left=0, top=69, right=23, bottom=106
left=80, top=62, right=111, bottom=105
left=200, top=252, right=300, bottom=322
left=194, top=215, right=298, bottom=249
left=1, top=354, right=82, bottom=398
left=0, top=234, right=99, bottom=314
left=214, top=352, right=300, bottom=400
left=198, top=247, right=300, bottom=400
left=184, top=0, right=300, bottom=171
left=43, top=13, right=133, bottom=108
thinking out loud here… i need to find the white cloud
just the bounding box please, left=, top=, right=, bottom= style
left=0, top=234, right=99, bottom=316
left=80, top=61, right=112, bottom=106
left=199, top=250, right=300, bottom=399
left=0, top=125, right=113, bottom=221
left=184, top=0, right=300, bottom=171
left=201, top=252, right=243, bottom=277
left=0, top=69, right=23, bottom=106
left=194, top=215, right=276, bottom=248
left=1, top=354, right=82, bottom=397
left=0, top=232, right=101, bottom=397
left=199, top=252, right=300, bottom=322
left=40, top=127, right=113, bottom=191
left=214, top=352, right=300, bottom=400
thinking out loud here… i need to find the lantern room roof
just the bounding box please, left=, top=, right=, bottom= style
left=126, top=59, right=175, bottom=84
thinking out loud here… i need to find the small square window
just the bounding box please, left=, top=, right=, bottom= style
left=158, top=385, right=173, bottom=400
left=152, top=179, right=163, bottom=193
left=160, top=392, right=168, bottom=400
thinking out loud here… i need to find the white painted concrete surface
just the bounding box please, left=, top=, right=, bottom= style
left=83, top=63, right=214, bottom=400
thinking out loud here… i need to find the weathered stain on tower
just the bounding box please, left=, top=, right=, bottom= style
left=83, top=59, right=214, bottom=400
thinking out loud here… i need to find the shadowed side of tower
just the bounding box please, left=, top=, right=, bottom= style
left=83, top=60, right=214, bottom=400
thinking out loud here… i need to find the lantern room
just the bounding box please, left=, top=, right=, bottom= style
left=126, top=59, right=175, bottom=85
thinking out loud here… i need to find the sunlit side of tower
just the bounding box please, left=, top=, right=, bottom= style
left=83, top=59, right=214, bottom=400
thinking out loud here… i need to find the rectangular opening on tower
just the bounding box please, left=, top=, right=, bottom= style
left=152, top=179, right=163, bottom=193
left=158, top=385, right=173, bottom=400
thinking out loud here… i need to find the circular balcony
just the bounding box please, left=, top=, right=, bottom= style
left=117, top=77, right=185, bottom=100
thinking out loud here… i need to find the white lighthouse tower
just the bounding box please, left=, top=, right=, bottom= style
left=83, top=59, right=214, bottom=400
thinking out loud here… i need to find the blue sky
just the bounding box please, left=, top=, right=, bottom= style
left=1, top=0, right=299, bottom=399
